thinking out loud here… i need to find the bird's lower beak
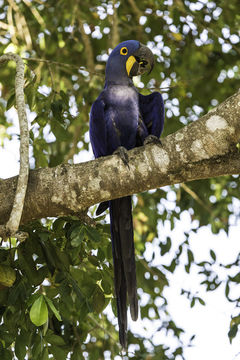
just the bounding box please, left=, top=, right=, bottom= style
left=126, top=43, right=154, bottom=77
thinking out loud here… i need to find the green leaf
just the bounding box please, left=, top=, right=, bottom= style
left=190, top=297, right=195, bottom=308
left=8, top=277, right=27, bottom=306
left=44, top=296, right=62, bottom=321
left=65, top=272, right=85, bottom=301
left=88, top=255, right=99, bottom=267
left=25, top=83, right=36, bottom=110
left=187, top=249, right=194, bottom=264
left=27, top=293, right=41, bottom=308
left=71, top=349, right=82, bottom=360
left=225, top=281, right=230, bottom=299
left=60, top=90, right=69, bottom=107
left=30, top=295, right=48, bottom=326
left=51, top=119, right=70, bottom=141
left=50, top=345, right=68, bottom=360
left=2, top=349, right=12, bottom=360
left=101, top=275, right=112, bottom=294
left=38, top=238, right=56, bottom=274
left=15, top=334, right=27, bottom=360
left=17, top=248, right=39, bottom=285
left=45, top=331, right=65, bottom=346
left=70, top=225, right=85, bottom=247
left=210, top=249, right=216, bottom=261
left=85, top=226, right=102, bottom=243
left=41, top=347, right=49, bottom=360
left=97, top=248, right=105, bottom=262
left=161, top=237, right=172, bottom=255
left=31, top=334, right=42, bottom=359
left=6, top=93, right=15, bottom=110
left=228, top=324, right=238, bottom=343
left=51, top=100, right=63, bottom=118
left=230, top=272, right=240, bottom=283
left=198, top=297, right=206, bottom=306
left=52, top=217, right=66, bottom=233
left=92, top=286, right=106, bottom=313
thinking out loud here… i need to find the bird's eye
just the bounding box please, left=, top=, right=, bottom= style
left=120, top=47, right=128, bottom=55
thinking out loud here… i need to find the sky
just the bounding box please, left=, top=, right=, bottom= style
left=0, top=108, right=239, bottom=360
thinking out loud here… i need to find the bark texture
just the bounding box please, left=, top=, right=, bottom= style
left=0, top=90, right=240, bottom=226
left=0, top=54, right=29, bottom=237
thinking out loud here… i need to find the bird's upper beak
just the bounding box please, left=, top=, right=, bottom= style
left=126, top=43, right=154, bottom=77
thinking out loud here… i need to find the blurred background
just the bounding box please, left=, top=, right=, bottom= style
left=0, top=0, right=239, bottom=359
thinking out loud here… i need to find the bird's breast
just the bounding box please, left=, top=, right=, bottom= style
left=105, top=85, right=139, bottom=151
left=107, top=85, right=138, bottom=108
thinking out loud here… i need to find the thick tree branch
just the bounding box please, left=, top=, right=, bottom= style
left=0, top=91, right=240, bottom=226
left=0, top=53, right=29, bottom=238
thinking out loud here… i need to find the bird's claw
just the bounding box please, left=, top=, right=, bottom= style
left=144, top=135, right=162, bottom=146
left=114, top=146, right=130, bottom=168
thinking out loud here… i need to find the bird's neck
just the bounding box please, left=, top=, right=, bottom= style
left=105, top=56, right=133, bottom=86
left=104, top=79, right=134, bottom=87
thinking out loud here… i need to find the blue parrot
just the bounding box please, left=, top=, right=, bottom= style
left=89, top=40, right=164, bottom=348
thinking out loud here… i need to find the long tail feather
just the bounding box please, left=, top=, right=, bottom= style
left=110, top=196, right=138, bottom=348
left=96, top=201, right=109, bottom=215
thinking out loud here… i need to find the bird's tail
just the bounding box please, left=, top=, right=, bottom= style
left=110, top=196, right=138, bottom=348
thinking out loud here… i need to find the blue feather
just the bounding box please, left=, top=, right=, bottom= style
left=89, top=40, right=165, bottom=348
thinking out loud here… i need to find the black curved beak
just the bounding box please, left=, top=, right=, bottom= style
left=129, top=43, right=155, bottom=77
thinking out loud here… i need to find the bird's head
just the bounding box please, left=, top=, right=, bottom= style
left=105, top=40, right=154, bottom=84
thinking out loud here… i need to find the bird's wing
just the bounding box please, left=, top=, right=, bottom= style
left=90, top=96, right=110, bottom=216
left=138, top=91, right=165, bottom=137
left=89, top=97, right=107, bottom=158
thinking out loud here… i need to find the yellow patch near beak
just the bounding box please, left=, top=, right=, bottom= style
left=126, top=56, right=137, bottom=76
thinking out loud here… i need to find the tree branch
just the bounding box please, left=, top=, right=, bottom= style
left=180, top=183, right=212, bottom=213
left=0, top=53, right=29, bottom=238
left=111, top=0, right=120, bottom=48
left=77, top=11, right=95, bottom=73
left=127, top=0, right=144, bottom=40
left=0, top=91, right=240, bottom=226
left=127, top=0, right=142, bottom=20
left=23, top=58, right=104, bottom=78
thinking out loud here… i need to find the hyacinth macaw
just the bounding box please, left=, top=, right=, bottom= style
left=89, top=40, right=164, bottom=348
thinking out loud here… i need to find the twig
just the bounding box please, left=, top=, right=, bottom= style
left=111, top=0, right=120, bottom=48
left=21, top=0, right=45, bottom=27
left=127, top=0, right=142, bottom=20
left=149, top=76, right=205, bottom=93
left=180, top=183, right=212, bottom=213
left=22, top=57, right=200, bottom=93
left=7, top=3, right=17, bottom=45
left=0, top=53, right=29, bottom=239
left=0, top=20, right=8, bottom=30
left=127, top=0, right=144, bottom=40
left=78, top=11, right=95, bottom=73
left=47, top=62, right=55, bottom=92
left=23, top=57, right=81, bottom=69
left=73, top=325, right=82, bottom=352
left=22, top=57, right=105, bottom=78
left=7, top=0, right=32, bottom=48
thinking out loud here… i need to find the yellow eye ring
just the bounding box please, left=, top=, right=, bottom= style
left=120, top=47, right=128, bottom=55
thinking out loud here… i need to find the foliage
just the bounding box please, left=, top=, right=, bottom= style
left=0, top=0, right=239, bottom=359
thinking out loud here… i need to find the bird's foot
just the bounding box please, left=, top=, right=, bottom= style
left=114, top=146, right=130, bottom=168
left=144, top=135, right=162, bottom=146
